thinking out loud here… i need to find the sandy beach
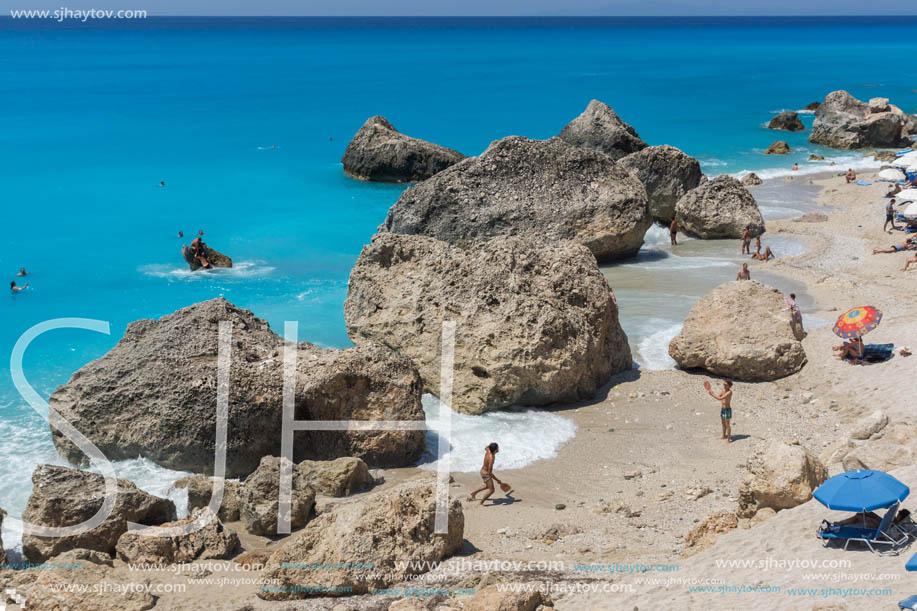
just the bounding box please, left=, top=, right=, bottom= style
left=11, top=169, right=906, bottom=611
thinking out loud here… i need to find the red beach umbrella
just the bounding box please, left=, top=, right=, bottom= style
left=833, top=306, right=882, bottom=340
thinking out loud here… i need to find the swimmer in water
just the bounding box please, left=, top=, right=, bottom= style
left=10, top=281, right=28, bottom=293
left=159, top=181, right=165, bottom=187
left=17, top=267, right=28, bottom=276
left=792, top=163, right=799, bottom=171
left=197, top=229, right=204, bottom=237
left=177, top=231, right=183, bottom=238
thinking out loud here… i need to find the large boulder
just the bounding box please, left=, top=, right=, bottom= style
left=617, top=145, right=704, bottom=222
left=557, top=99, right=648, bottom=160
left=341, top=115, right=464, bottom=182
left=737, top=440, right=827, bottom=518
left=768, top=111, right=805, bottom=132
left=258, top=478, right=463, bottom=600
left=380, top=136, right=651, bottom=262
left=741, top=172, right=763, bottom=186
left=115, top=507, right=240, bottom=564
left=50, top=298, right=425, bottom=478
left=674, top=175, right=765, bottom=239
left=297, top=457, right=373, bottom=497
left=345, top=233, right=632, bottom=415
left=239, top=456, right=315, bottom=536
left=21, top=464, right=177, bottom=562
left=174, top=475, right=241, bottom=522
left=765, top=140, right=791, bottom=155
left=809, top=90, right=914, bottom=149
left=668, top=281, right=807, bottom=381
left=25, top=549, right=155, bottom=611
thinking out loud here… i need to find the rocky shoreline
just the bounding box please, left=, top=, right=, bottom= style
left=3, top=90, right=917, bottom=610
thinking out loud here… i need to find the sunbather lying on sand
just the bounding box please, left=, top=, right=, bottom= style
left=750, top=246, right=774, bottom=261
left=833, top=337, right=864, bottom=361
left=873, top=239, right=917, bottom=254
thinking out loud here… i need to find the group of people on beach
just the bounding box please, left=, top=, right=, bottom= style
left=10, top=267, right=29, bottom=293
left=742, top=227, right=775, bottom=261
left=874, top=196, right=917, bottom=271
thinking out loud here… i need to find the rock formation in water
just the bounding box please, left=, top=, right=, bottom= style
left=674, top=175, right=765, bottom=239
left=557, top=99, right=648, bottom=160
left=49, top=298, right=425, bottom=479
left=617, top=145, right=704, bottom=223
left=341, top=115, right=465, bottom=182
left=345, top=233, right=632, bottom=415
left=809, top=90, right=914, bottom=149
left=765, top=140, right=791, bottom=155
left=380, top=136, right=651, bottom=262
left=668, top=280, right=807, bottom=381
left=259, top=478, right=463, bottom=600
left=767, top=111, right=804, bottom=132
left=22, top=464, right=177, bottom=562
left=741, top=172, right=763, bottom=186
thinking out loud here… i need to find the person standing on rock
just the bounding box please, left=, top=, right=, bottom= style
left=469, top=442, right=504, bottom=507
left=704, top=380, right=733, bottom=443
left=741, top=226, right=752, bottom=255
left=736, top=263, right=750, bottom=280
left=669, top=219, right=678, bottom=246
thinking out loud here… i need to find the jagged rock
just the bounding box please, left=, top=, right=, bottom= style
left=873, top=150, right=898, bottom=162
left=768, top=111, right=805, bottom=132
left=557, top=99, right=647, bottom=160
left=809, top=154, right=825, bottom=160
left=380, top=136, right=651, bottom=262
left=465, top=584, right=544, bottom=611
left=765, top=140, right=791, bottom=155
left=21, top=464, right=176, bottom=562
left=50, top=298, right=425, bottom=478
left=239, top=456, right=315, bottom=536
left=174, top=475, right=241, bottom=522
left=668, top=281, right=806, bottom=381
left=258, top=478, right=463, bottom=600
left=683, top=510, right=737, bottom=556
left=869, top=97, right=890, bottom=113
left=297, top=457, right=373, bottom=497
left=741, top=172, right=763, bottom=186
left=345, top=233, right=631, bottom=414
left=115, top=507, right=240, bottom=564
left=809, top=90, right=914, bottom=149
left=674, top=176, right=765, bottom=239
left=182, top=244, right=232, bottom=272
left=737, top=440, right=827, bottom=518
left=849, top=409, right=888, bottom=440
left=341, top=115, right=464, bottom=182
left=618, top=145, right=704, bottom=222
left=25, top=549, right=155, bottom=611
left=804, top=101, right=821, bottom=111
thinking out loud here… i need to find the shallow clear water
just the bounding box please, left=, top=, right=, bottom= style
left=2, top=16, right=915, bottom=551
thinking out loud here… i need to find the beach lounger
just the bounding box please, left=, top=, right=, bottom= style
left=818, top=503, right=908, bottom=552
left=900, top=595, right=917, bottom=610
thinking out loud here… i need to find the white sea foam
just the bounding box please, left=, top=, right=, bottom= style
left=139, top=260, right=274, bottom=281
left=737, top=155, right=882, bottom=181
left=418, top=394, right=576, bottom=473
left=636, top=322, right=682, bottom=370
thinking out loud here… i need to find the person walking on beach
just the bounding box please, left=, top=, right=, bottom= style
left=741, top=226, right=752, bottom=255
left=469, top=442, right=504, bottom=507
left=10, top=281, right=28, bottom=293
left=736, top=263, right=750, bottom=280
left=669, top=219, right=678, bottom=246
left=704, top=380, right=733, bottom=443
left=885, top=199, right=898, bottom=233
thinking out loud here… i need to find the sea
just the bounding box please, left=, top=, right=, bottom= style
left=2, top=16, right=915, bottom=553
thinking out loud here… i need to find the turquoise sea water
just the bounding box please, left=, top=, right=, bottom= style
left=1, top=16, right=916, bottom=549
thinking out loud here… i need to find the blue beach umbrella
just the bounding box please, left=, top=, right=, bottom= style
left=813, top=469, right=910, bottom=512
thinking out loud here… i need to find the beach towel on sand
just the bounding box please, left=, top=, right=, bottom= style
left=857, top=180, right=873, bottom=186
left=863, top=343, right=894, bottom=362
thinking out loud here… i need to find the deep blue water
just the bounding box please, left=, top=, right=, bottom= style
left=1, top=16, right=916, bottom=543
